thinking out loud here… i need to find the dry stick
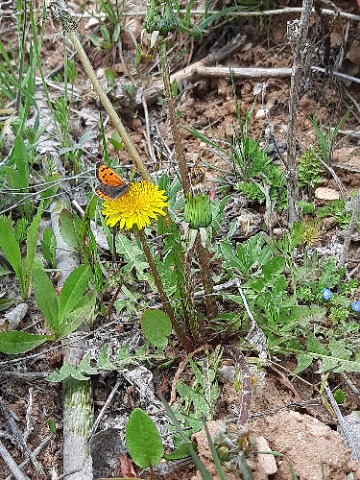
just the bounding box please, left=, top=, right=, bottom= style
left=71, top=7, right=360, bottom=22
left=340, top=189, right=360, bottom=265
left=5, top=436, right=53, bottom=480
left=0, top=441, right=31, bottom=480
left=88, top=380, right=121, bottom=441
left=159, top=41, right=190, bottom=193
left=324, top=383, right=360, bottom=465
left=286, top=0, right=314, bottom=225
left=47, top=0, right=151, bottom=182
left=0, top=395, right=42, bottom=475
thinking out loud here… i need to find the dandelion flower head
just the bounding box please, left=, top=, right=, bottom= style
left=101, top=180, right=168, bottom=230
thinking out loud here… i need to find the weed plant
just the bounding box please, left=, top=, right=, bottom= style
left=0, top=2, right=359, bottom=479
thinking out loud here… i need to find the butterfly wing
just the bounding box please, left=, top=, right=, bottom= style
left=96, top=161, right=127, bottom=187
left=95, top=183, right=129, bottom=200
left=95, top=162, right=129, bottom=200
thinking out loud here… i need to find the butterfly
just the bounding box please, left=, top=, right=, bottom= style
left=95, top=161, right=129, bottom=200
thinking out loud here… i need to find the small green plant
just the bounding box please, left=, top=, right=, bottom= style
left=310, top=109, right=351, bottom=164
left=32, top=264, right=95, bottom=338
left=298, top=144, right=324, bottom=193
left=316, top=200, right=352, bottom=229
left=0, top=203, right=43, bottom=299
left=0, top=264, right=96, bottom=355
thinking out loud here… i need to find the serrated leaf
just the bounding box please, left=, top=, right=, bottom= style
left=32, top=268, right=59, bottom=333
left=58, top=265, right=90, bottom=321
left=47, top=361, right=89, bottom=382
left=96, top=345, right=117, bottom=371
left=141, top=309, right=172, bottom=348
left=77, top=353, right=99, bottom=376
left=292, top=353, right=313, bottom=375
left=306, top=332, right=328, bottom=356
left=0, top=331, right=51, bottom=354
left=126, top=408, right=164, bottom=468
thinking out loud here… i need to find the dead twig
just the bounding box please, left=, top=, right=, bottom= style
left=5, top=436, right=53, bottom=480
left=340, top=189, right=360, bottom=265
left=0, top=440, right=31, bottom=480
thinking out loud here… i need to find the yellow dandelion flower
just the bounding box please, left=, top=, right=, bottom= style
left=101, top=181, right=168, bottom=230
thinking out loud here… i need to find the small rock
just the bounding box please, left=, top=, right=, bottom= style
left=315, top=187, right=340, bottom=201
left=4, top=303, right=28, bottom=330
left=255, top=436, right=277, bottom=475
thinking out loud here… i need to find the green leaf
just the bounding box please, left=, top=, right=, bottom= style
left=0, top=218, right=22, bottom=286
left=59, top=209, right=85, bottom=251
left=0, top=331, right=51, bottom=354
left=32, top=268, right=59, bottom=333
left=292, top=353, right=313, bottom=375
left=0, top=298, right=16, bottom=312
left=160, top=395, right=213, bottom=480
left=24, top=202, right=43, bottom=298
left=47, top=361, right=89, bottom=382
left=141, top=309, right=172, bottom=348
left=126, top=408, right=164, bottom=468
left=262, top=256, right=285, bottom=281
left=333, top=389, right=345, bottom=404
left=58, top=292, right=95, bottom=338
left=164, top=442, right=193, bottom=461
left=58, top=265, right=90, bottom=322
left=41, top=227, right=57, bottom=268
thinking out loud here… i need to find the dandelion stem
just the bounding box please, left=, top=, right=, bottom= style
left=137, top=229, right=194, bottom=353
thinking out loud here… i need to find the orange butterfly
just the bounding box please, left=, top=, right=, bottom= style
left=95, top=161, right=129, bottom=200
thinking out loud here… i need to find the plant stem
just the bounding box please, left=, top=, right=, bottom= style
left=159, top=41, right=190, bottom=193
left=137, top=229, right=194, bottom=353
left=286, top=0, right=313, bottom=225
left=48, top=1, right=151, bottom=182
left=195, top=234, right=218, bottom=319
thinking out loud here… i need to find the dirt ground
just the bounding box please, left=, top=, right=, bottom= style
left=1, top=0, right=360, bottom=479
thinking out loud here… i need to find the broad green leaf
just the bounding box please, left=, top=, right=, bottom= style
left=141, top=309, right=172, bottom=348
left=32, top=268, right=59, bottom=333
left=59, top=209, right=85, bottom=250
left=0, top=331, right=52, bottom=354
left=126, top=408, right=164, bottom=468
left=262, top=256, right=285, bottom=281
left=24, top=202, right=43, bottom=298
left=58, top=292, right=95, bottom=338
left=0, top=218, right=22, bottom=285
left=58, top=265, right=90, bottom=321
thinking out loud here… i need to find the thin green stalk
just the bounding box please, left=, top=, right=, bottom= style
left=48, top=1, right=151, bottom=182
left=159, top=41, right=190, bottom=193
left=137, top=229, right=194, bottom=353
